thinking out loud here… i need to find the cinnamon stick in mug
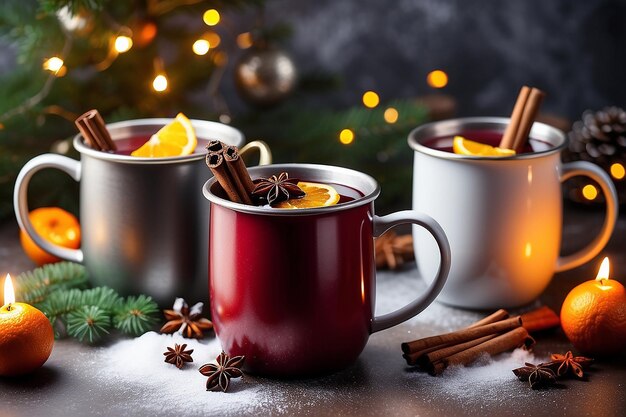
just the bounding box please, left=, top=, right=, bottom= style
left=499, top=86, right=531, bottom=150
left=224, top=145, right=254, bottom=205
left=206, top=152, right=242, bottom=203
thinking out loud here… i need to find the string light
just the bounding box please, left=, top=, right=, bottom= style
left=213, top=51, right=228, bottom=66
left=610, top=163, right=625, bottom=180
left=582, top=184, right=598, bottom=200
left=192, top=39, right=210, bottom=55
left=205, top=32, right=221, bottom=48
left=203, top=9, right=220, bottom=26
left=339, top=128, right=355, bottom=145
left=237, top=32, right=253, bottom=49
left=384, top=107, right=399, bottom=124
left=43, top=57, right=64, bottom=73
left=427, top=70, right=448, bottom=88
left=114, top=35, right=133, bottom=53
left=362, top=91, right=379, bottom=108
left=152, top=74, right=168, bottom=92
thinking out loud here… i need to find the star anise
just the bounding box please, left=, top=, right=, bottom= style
left=251, top=172, right=305, bottom=205
left=199, top=351, right=245, bottom=392
left=160, top=297, right=213, bottom=339
left=543, top=351, right=593, bottom=379
left=163, top=343, right=194, bottom=369
left=513, top=362, right=557, bottom=389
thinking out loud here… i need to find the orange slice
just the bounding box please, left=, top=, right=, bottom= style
left=452, top=136, right=516, bottom=157
left=131, top=113, right=197, bottom=157
left=274, top=181, right=340, bottom=209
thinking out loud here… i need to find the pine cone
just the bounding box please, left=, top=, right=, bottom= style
left=564, top=107, right=626, bottom=205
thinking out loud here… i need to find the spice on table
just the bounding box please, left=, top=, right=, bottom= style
left=163, top=343, right=194, bottom=369
left=512, top=363, right=557, bottom=389
left=543, top=351, right=593, bottom=379
left=401, top=306, right=559, bottom=375
left=160, top=298, right=213, bottom=339
left=199, top=351, right=245, bottom=392
left=375, top=232, right=414, bottom=270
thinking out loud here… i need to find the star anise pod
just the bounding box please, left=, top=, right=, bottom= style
left=543, top=351, right=593, bottom=379
left=251, top=172, right=305, bottom=205
left=513, top=362, right=557, bottom=389
left=160, top=297, right=213, bottom=339
left=199, top=351, right=245, bottom=392
left=163, top=343, right=194, bottom=369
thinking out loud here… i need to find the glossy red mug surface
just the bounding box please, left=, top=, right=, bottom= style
left=203, top=164, right=451, bottom=376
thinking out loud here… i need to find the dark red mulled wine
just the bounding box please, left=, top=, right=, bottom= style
left=111, top=136, right=211, bottom=155
left=212, top=180, right=363, bottom=206
left=424, top=130, right=551, bottom=154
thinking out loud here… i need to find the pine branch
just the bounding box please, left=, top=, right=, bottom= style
left=66, top=305, right=111, bottom=343
left=114, top=295, right=160, bottom=336
left=15, top=262, right=89, bottom=305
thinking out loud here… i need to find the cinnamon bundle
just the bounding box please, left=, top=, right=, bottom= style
left=499, top=86, right=546, bottom=152
left=205, top=141, right=254, bottom=204
left=402, top=306, right=560, bottom=375
left=75, top=109, right=116, bottom=152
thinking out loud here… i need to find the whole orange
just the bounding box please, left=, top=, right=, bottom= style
left=560, top=278, right=626, bottom=356
left=19, top=207, right=81, bottom=265
left=0, top=302, right=54, bottom=376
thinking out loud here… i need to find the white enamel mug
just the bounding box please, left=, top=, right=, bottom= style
left=408, top=117, right=618, bottom=309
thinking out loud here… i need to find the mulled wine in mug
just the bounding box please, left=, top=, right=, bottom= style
left=14, top=118, right=271, bottom=305
left=408, top=118, right=618, bottom=309
left=203, top=163, right=451, bottom=376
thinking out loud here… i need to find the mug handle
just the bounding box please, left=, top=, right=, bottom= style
left=370, top=210, right=451, bottom=333
left=13, top=154, right=84, bottom=263
left=556, top=161, right=619, bottom=272
left=239, top=140, right=272, bottom=166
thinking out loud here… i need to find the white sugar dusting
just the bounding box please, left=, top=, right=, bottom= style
left=67, top=269, right=551, bottom=415
left=404, top=348, right=550, bottom=405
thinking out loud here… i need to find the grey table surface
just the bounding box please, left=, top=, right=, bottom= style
left=1, top=204, right=625, bottom=417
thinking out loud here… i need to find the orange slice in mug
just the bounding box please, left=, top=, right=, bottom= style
left=131, top=113, right=197, bottom=157
left=274, top=182, right=340, bottom=209
left=453, top=136, right=516, bottom=157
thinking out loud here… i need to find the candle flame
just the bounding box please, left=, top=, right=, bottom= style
left=595, top=257, right=610, bottom=281
left=4, top=273, right=15, bottom=306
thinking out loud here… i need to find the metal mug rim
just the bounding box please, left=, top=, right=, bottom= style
left=407, top=117, right=567, bottom=161
left=202, top=163, right=381, bottom=216
left=72, top=118, right=245, bottom=164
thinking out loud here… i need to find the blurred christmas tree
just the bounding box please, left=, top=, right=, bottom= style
left=0, top=0, right=437, bottom=221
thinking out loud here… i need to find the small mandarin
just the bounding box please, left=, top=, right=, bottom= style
left=19, top=207, right=81, bottom=265
left=0, top=302, right=54, bottom=376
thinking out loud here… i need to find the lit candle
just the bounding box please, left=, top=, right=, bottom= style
left=0, top=274, right=54, bottom=376
left=560, top=257, right=626, bottom=356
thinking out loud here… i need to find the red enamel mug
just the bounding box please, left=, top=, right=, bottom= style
left=203, top=163, right=451, bottom=376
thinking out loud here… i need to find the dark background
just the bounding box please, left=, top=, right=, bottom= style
left=239, top=0, right=626, bottom=120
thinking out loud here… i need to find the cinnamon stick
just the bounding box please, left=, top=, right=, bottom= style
left=401, top=316, right=521, bottom=355
left=429, top=326, right=534, bottom=375
left=224, top=146, right=254, bottom=204
left=520, top=306, right=560, bottom=333
left=467, top=309, right=509, bottom=328
left=206, top=140, right=224, bottom=153
left=499, top=86, right=531, bottom=150
left=512, top=88, right=545, bottom=152
left=206, top=152, right=242, bottom=203
left=402, top=309, right=509, bottom=366
left=75, top=109, right=116, bottom=152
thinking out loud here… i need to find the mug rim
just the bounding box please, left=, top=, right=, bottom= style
left=203, top=163, right=381, bottom=216
left=73, top=118, right=245, bottom=164
left=408, top=117, right=567, bottom=161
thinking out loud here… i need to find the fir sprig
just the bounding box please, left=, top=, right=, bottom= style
left=66, top=305, right=111, bottom=343
left=15, top=261, right=89, bottom=304
left=114, top=295, right=160, bottom=336
left=14, top=262, right=159, bottom=343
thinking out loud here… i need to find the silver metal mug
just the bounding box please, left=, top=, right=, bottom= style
left=14, top=118, right=271, bottom=304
